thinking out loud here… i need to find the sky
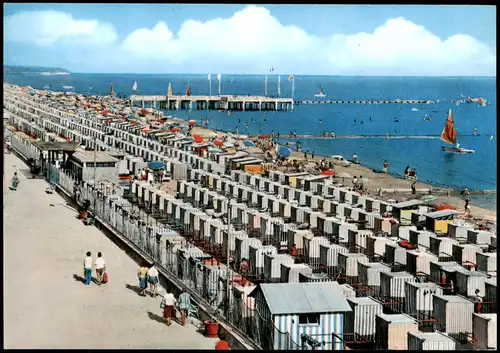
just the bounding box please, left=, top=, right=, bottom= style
left=3, top=4, right=497, bottom=76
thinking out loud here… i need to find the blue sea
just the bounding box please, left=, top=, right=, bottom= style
left=4, top=73, right=497, bottom=210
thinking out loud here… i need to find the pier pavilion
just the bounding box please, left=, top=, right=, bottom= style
left=130, top=94, right=295, bottom=112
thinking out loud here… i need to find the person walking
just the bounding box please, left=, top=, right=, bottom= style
left=464, top=199, right=472, bottom=217
left=383, top=160, right=388, bottom=173
left=177, top=289, right=191, bottom=327
left=95, top=252, right=106, bottom=285
left=138, top=263, right=149, bottom=296
left=83, top=251, right=93, bottom=285
left=162, top=289, right=177, bottom=326
left=147, top=264, right=159, bottom=297
left=11, top=172, right=20, bottom=189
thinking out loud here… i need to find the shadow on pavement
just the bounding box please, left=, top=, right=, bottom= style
left=72, top=274, right=85, bottom=283
left=147, top=311, right=167, bottom=325
left=147, top=311, right=182, bottom=326
left=125, top=283, right=146, bottom=295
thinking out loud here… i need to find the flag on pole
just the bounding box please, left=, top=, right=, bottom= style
left=288, top=75, right=294, bottom=81
left=217, top=73, right=222, bottom=81
left=132, top=81, right=138, bottom=91
left=208, top=73, right=211, bottom=80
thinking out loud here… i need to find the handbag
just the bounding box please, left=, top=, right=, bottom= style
left=160, top=300, right=166, bottom=309
left=103, top=272, right=108, bottom=284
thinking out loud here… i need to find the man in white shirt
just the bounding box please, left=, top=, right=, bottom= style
left=95, top=252, right=106, bottom=285
left=83, top=251, right=93, bottom=285
left=147, top=265, right=159, bottom=297
left=162, top=289, right=177, bottom=326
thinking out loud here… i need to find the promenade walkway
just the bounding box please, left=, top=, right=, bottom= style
left=3, top=153, right=218, bottom=349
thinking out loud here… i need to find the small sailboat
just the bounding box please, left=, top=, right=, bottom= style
left=314, top=85, right=326, bottom=98
left=441, top=109, right=474, bottom=154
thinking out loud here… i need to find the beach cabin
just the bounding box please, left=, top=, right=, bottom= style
left=68, top=150, right=119, bottom=184
left=391, top=200, right=422, bottom=226
left=425, top=210, right=457, bottom=234
left=250, top=282, right=351, bottom=350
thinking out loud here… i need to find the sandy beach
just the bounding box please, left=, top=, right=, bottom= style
left=186, top=124, right=496, bottom=224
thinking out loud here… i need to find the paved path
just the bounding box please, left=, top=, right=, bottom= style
left=3, top=152, right=218, bottom=349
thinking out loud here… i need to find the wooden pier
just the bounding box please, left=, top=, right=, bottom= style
left=297, top=99, right=435, bottom=105
left=130, top=94, right=437, bottom=112
left=130, top=94, right=295, bottom=112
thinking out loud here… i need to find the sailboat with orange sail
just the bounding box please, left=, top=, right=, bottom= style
left=441, top=109, right=474, bottom=154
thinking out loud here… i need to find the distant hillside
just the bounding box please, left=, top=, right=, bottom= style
left=4, top=65, right=70, bottom=74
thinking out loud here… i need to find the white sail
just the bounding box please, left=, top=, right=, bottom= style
left=132, top=81, right=138, bottom=91
left=208, top=73, right=211, bottom=80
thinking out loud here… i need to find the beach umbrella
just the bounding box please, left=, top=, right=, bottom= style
left=321, top=170, right=336, bottom=176
left=207, top=148, right=221, bottom=153
left=214, top=139, right=224, bottom=147
left=189, top=120, right=197, bottom=126
left=193, top=135, right=203, bottom=143
left=148, top=161, right=166, bottom=170
left=224, top=142, right=235, bottom=148
left=420, top=195, right=437, bottom=204
left=435, top=204, right=456, bottom=211
left=184, top=137, right=194, bottom=141
left=170, top=127, right=181, bottom=133
left=398, top=240, right=417, bottom=250
left=243, top=140, right=256, bottom=147
left=277, top=145, right=292, bottom=158
left=143, top=128, right=151, bottom=133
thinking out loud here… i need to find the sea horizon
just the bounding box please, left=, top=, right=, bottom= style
left=4, top=73, right=496, bottom=210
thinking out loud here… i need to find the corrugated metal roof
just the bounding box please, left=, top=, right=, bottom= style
left=426, top=210, right=458, bottom=219
left=393, top=199, right=422, bottom=208
left=377, top=313, right=417, bottom=324
left=72, top=150, right=119, bottom=163
left=254, top=282, right=352, bottom=315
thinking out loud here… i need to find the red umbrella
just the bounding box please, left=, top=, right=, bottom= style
left=321, top=170, right=336, bottom=176
left=170, top=127, right=181, bottom=133
left=189, top=120, right=197, bottom=126
left=435, top=204, right=456, bottom=211
left=214, top=139, right=224, bottom=147
left=259, top=135, right=270, bottom=139
left=193, top=135, right=203, bottom=143
left=143, top=128, right=151, bottom=133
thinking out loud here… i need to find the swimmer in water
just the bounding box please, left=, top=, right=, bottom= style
left=319, top=119, right=322, bottom=124
left=245, top=122, right=248, bottom=129
left=369, top=117, right=372, bottom=122
left=354, top=119, right=357, bottom=123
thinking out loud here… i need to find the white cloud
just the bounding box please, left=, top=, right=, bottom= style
left=4, top=10, right=118, bottom=46
left=4, top=7, right=496, bottom=75
left=119, top=6, right=495, bottom=75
